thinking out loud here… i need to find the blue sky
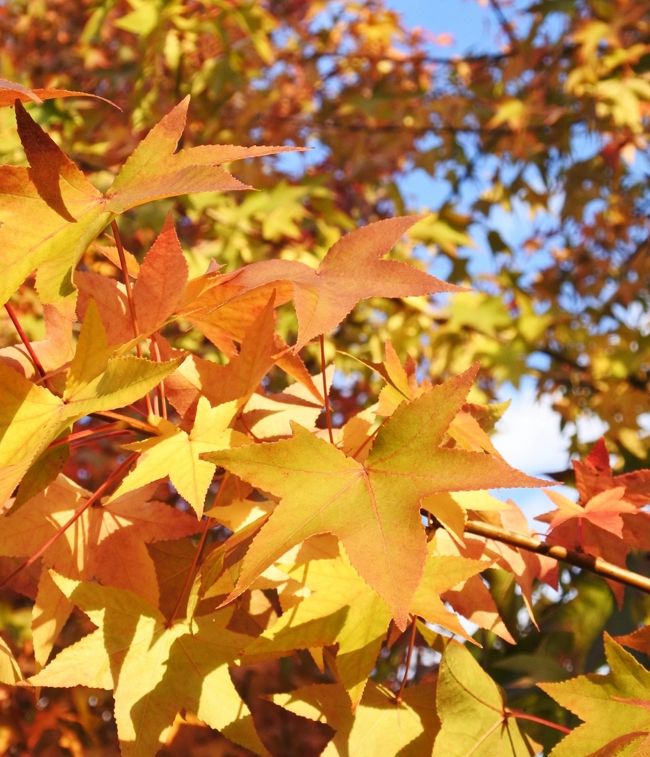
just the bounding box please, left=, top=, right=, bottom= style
left=385, top=0, right=606, bottom=518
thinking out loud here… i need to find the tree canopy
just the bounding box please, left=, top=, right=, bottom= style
left=0, top=0, right=648, bottom=754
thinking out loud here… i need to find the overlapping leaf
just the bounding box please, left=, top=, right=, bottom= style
left=540, top=634, right=650, bottom=756
left=230, top=214, right=462, bottom=349
left=573, top=438, right=650, bottom=506
left=246, top=537, right=486, bottom=704
left=433, top=641, right=532, bottom=756
left=31, top=573, right=264, bottom=757
left=109, top=397, right=246, bottom=518
left=273, top=680, right=439, bottom=756
left=131, top=214, right=189, bottom=336
left=0, top=77, right=117, bottom=107
left=0, top=475, right=199, bottom=664
left=0, top=304, right=180, bottom=502
left=0, top=97, right=298, bottom=306
left=204, top=366, right=544, bottom=628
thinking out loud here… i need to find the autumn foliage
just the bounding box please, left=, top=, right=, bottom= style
left=0, top=1, right=649, bottom=754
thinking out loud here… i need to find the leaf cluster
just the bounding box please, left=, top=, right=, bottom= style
left=0, top=56, right=648, bottom=757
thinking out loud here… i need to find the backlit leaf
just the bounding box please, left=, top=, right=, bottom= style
left=433, top=640, right=532, bottom=756
left=540, top=634, right=650, bottom=756
left=31, top=573, right=264, bottom=756
left=232, top=215, right=462, bottom=349
left=204, top=366, right=544, bottom=628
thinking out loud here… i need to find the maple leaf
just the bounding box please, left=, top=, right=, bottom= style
left=433, top=640, right=533, bottom=756
left=187, top=294, right=278, bottom=409
left=0, top=474, right=199, bottom=664
left=272, top=680, right=439, bottom=756
left=75, top=229, right=323, bottom=403
left=104, top=96, right=300, bottom=214
left=0, top=360, right=67, bottom=503
left=178, top=275, right=288, bottom=355
left=352, top=341, right=502, bottom=457
left=345, top=340, right=425, bottom=417
left=131, top=214, right=189, bottom=336
left=246, top=537, right=485, bottom=704
left=573, top=438, right=650, bottom=507
left=176, top=273, right=323, bottom=399
left=230, top=214, right=462, bottom=349
left=30, top=573, right=265, bottom=757
left=204, top=366, right=544, bottom=628
left=614, top=625, right=650, bottom=656
left=0, top=98, right=299, bottom=307
left=536, top=484, right=650, bottom=604
left=0, top=301, right=180, bottom=502
left=109, top=397, right=247, bottom=518
left=457, top=502, right=557, bottom=627
left=0, top=77, right=117, bottom=107
left=540, top=634, right=650, bottom=756
left=0, top=636, right=23, bottom=684
left=539, top=486, right=637, bottom=538
left=245, top=541, right=393, bottom=705
left=239, top=381, right=324, bottom=440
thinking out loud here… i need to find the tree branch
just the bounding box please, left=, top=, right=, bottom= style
left=488, top=0, right=519, bottom=52
left=464, top=519, right=650, bottom=594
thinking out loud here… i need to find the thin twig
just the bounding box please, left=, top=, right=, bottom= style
left=90, top=410, right=158, bottom=435
left=350, top=421, right=383, bottom=460
left=248, top=114, right=566, bottom=137
left=150, top=338, right=167, bottom=419
left=277, top=48, right=517, bottom=67
left=4, top=303, right=47, bottom=380
left=167, top=475, right=230, bottom=626
left=506, top=708, right=571, bottom=735
left=111, top=220, right=153, bottom=416
left=395, top=616, right=418, bottom=703
left=166, top=516, right=211, bottom=627
left=237, top=411, right=261, bottom=442
left=463, top=519, right=650, bottom=594
left=47, top=422, right=131, bottom=450
left=0, top=454, right=137, bottom=588
left=319, top=335, right=334, bottom=444
left=488, top=0, right=519, bottom=52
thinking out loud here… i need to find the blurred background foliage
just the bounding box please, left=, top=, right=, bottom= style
left=0, top=0, right=648, bottom=464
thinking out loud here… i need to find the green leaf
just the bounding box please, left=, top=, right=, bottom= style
left=433, top=641, right=532, bottom=756
left=540, top=634, right=650, bottom=757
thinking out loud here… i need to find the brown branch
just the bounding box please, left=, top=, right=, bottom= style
left=253, top=114, right=568, bottom=137
left=279, top=49, right=516, bottom=67
left=488, top=0, right=519, bottom=52
left=464, top=519, right=650, bottom=594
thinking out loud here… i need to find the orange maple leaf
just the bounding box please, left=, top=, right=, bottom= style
left=229, top=214, right=463, bottom=349
left=204, top=365, right=544, bottom=628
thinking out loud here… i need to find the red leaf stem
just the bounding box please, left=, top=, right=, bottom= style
left=0, top=453, right=137, bottom=588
